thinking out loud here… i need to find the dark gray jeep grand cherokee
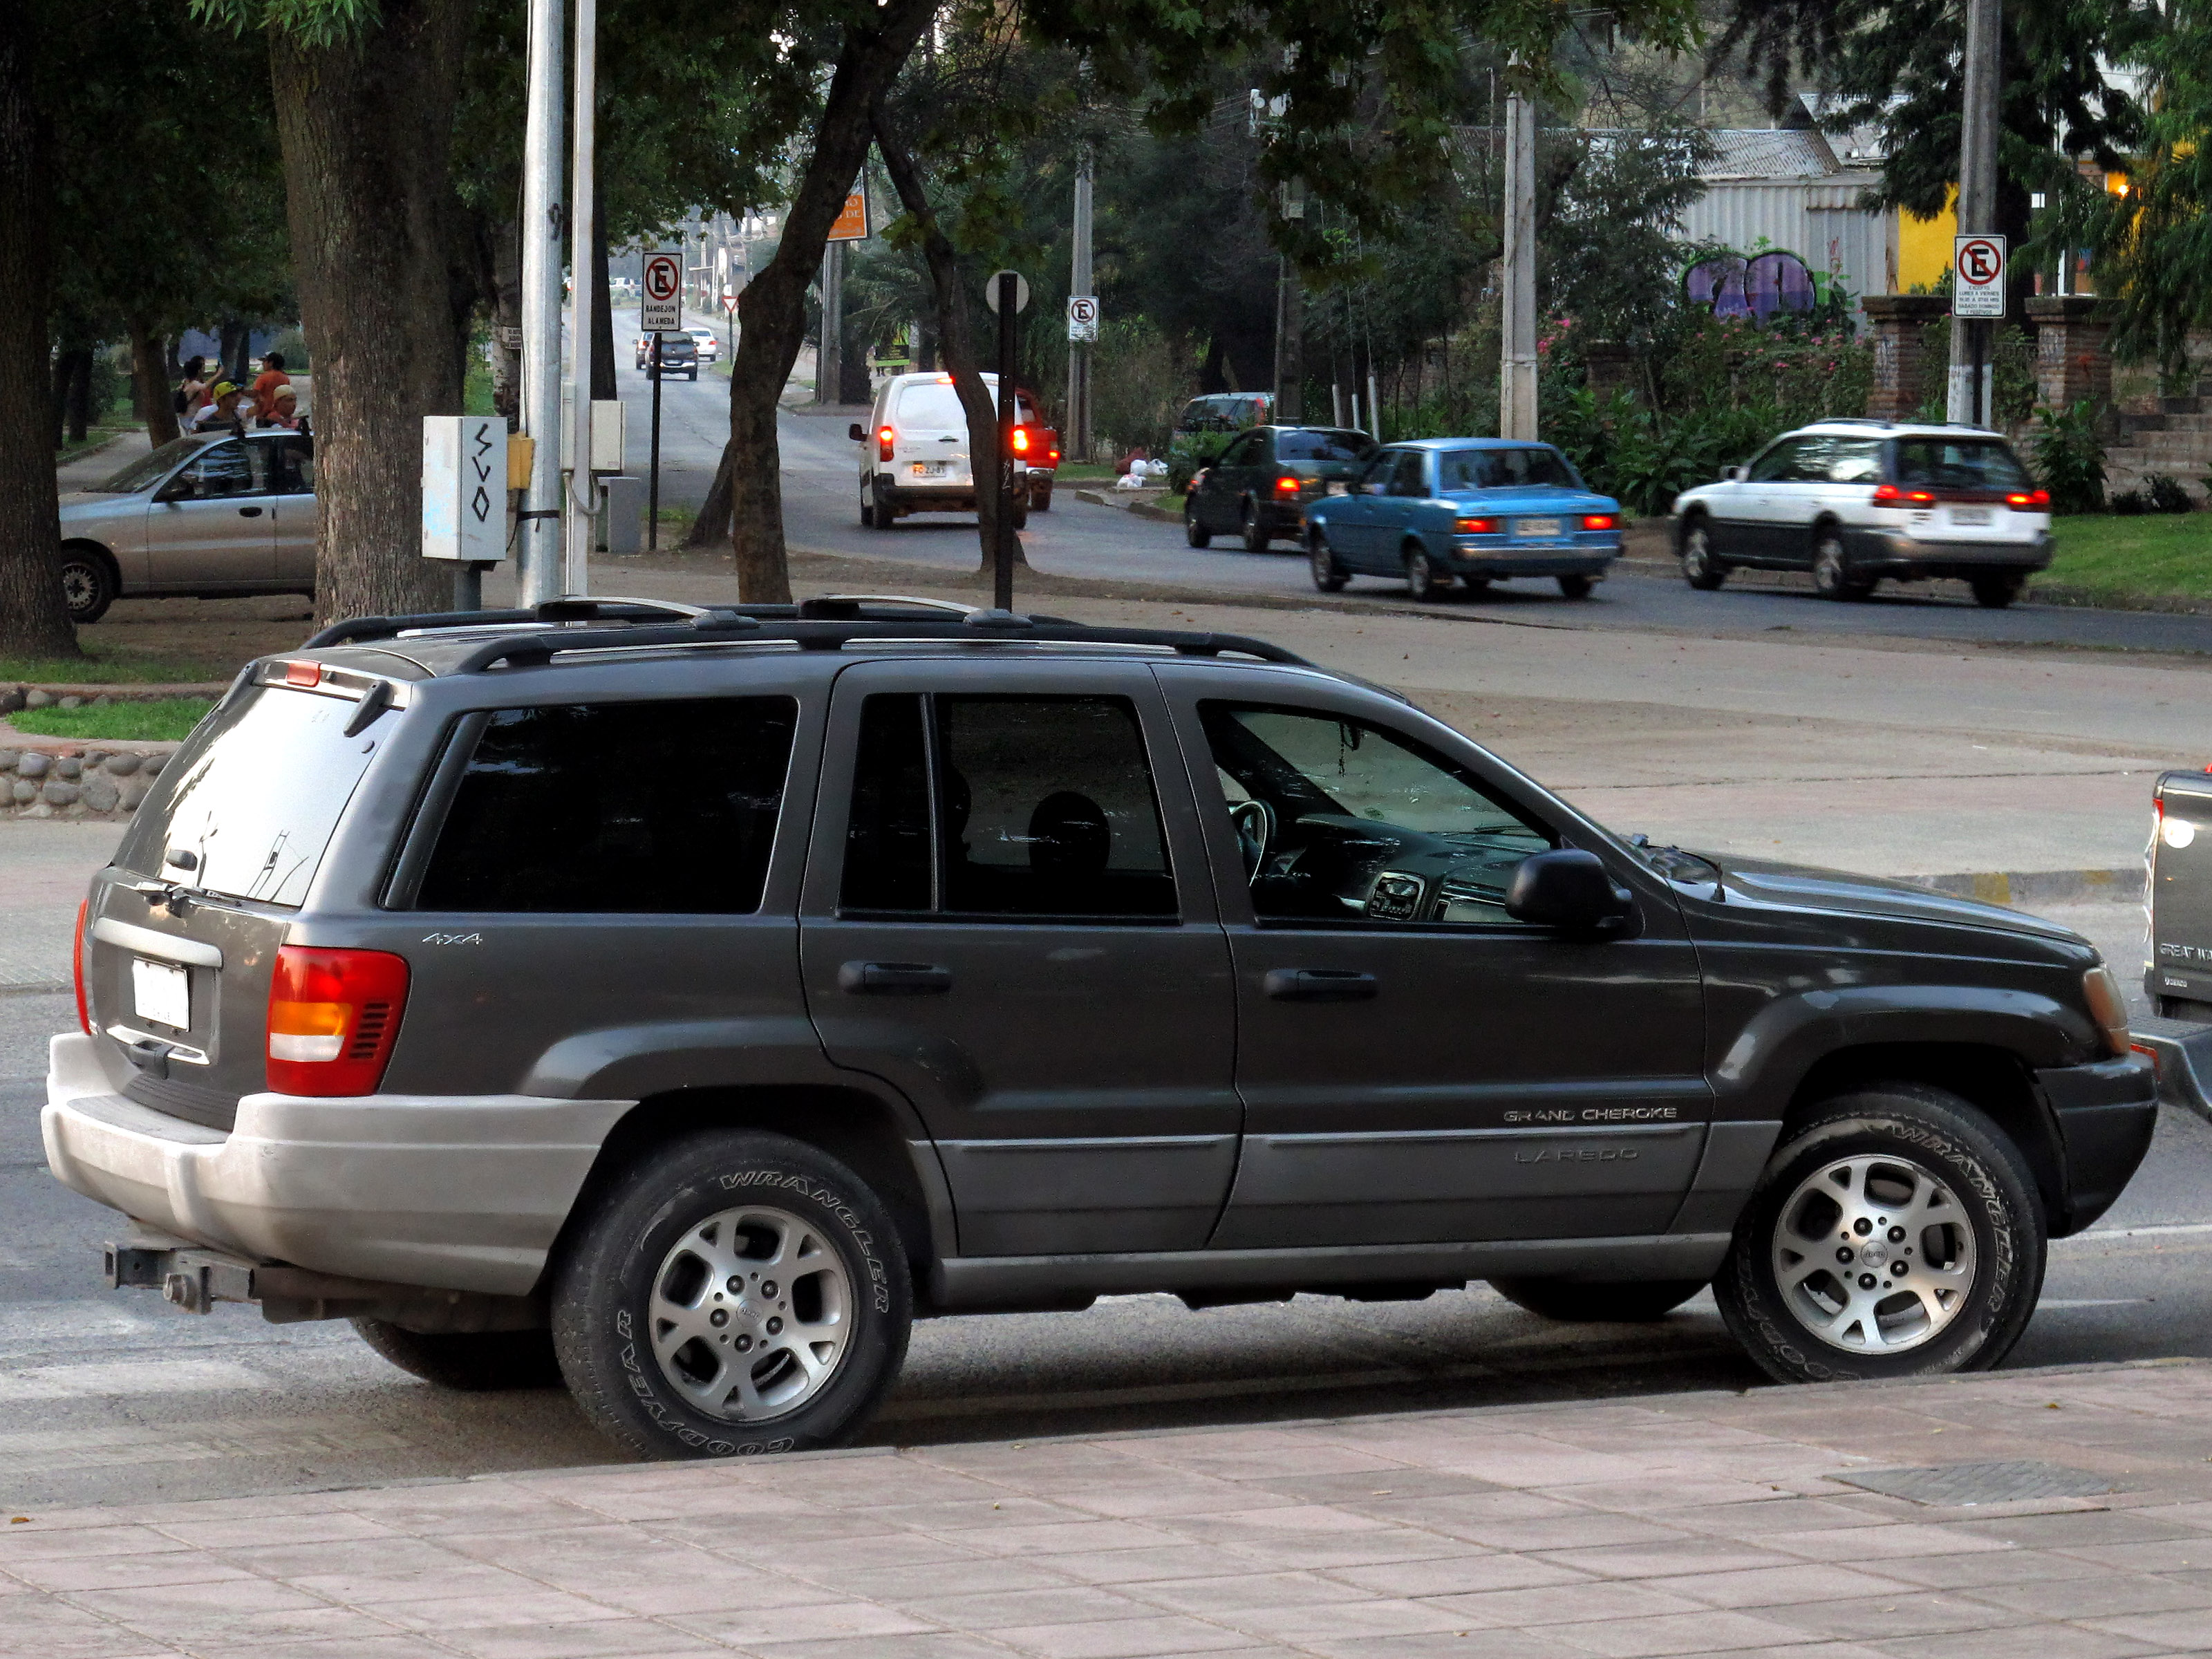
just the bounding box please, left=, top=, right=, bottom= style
left=47, top=597, right=2155, bottom=1457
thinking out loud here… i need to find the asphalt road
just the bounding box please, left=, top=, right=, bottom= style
left=610, top=308, right=2212, bottom=658
left=8, top=895, right=2211, bottom=1510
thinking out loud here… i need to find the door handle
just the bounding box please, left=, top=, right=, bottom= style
left=838, top=961, right=952, bottom=995
left=1264, top=968, right=1378, bottom=1002
left=237, top=505, right=263, bottom=517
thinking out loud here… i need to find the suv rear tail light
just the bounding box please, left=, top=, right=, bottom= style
left=1870, top=483, right=1936, bottom=507
left=877, top=425, right=894, bottom=462
left=267, top=946, right=409, bottom=1096
left=72, top=899, right=90, bottom=1035
left=2006, top=489, right=2050, bottom=509
left=1582, top=514, right=1617, bottom=531
left=1455, top=516, right=1497, bottom=534
left=1275, top=475, right=1300, bottom=494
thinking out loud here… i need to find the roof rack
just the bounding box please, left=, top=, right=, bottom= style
left=294, top=596, right=1317, bottom=677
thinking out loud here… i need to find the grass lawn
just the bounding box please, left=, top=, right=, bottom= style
left=0, top=648, right=240, bottom=686
left=2041, top=513, right=2212, bottom=603
left=11, top=697, right=214, bottom=742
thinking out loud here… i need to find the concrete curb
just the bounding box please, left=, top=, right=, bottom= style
left=1900, top=865, right=2142, bottom=906
left=1074, top=487, right=1181, bottom=523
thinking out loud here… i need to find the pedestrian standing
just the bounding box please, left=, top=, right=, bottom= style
left=256, top=385, right=303, bottom=430
left=250, top=352, right=291, bottom=422
left=175, top=356, right=209, bottom=420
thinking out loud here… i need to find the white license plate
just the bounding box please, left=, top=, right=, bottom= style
left=1516, top=517, right=1563, bottom=538
left=1950, top=507, right=1991, bottom=525
left=1327, top=480, right=1350, bottom=495
left=131, top=958, right=190, bottom=1032
left=912, top=461, right=949, bottom=478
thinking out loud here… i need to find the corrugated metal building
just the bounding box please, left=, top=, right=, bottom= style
left=1674, top=127, right=1906, bottom=313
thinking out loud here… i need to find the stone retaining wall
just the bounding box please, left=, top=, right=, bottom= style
left=0, top=741, right=176, bottom=821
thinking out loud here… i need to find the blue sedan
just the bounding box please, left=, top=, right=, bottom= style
left=1303, top=438, right=1624, bottom=601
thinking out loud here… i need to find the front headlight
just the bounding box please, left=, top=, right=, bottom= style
left=2083, top=965, right=2131, bottom=1058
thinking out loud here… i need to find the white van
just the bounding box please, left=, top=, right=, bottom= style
left=850, top=371, right=1027, bottom=529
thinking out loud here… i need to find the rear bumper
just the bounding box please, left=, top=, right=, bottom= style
left=42, top=1033, right=628, bottom=1295
left=2037, top=1051, right=2159, bottom=1234
left=1848, top=529, right=2052, bottom=576
left=1448, top=541, right=1620, bottom=579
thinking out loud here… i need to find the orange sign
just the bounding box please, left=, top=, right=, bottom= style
left=827, top=187, right=870, bottom=243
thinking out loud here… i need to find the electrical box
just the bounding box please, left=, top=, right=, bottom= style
left=599, top=476, right=644, bottom=556
left=506, top=433, right=534, bottom=491
left=559, top=393, right=627, bottom=473
left=422, top=415, right=506, bottom=563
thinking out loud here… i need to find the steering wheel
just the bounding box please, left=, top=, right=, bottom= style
left=1228, top=798, right=1277, bottom=883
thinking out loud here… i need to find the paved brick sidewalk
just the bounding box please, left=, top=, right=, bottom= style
left=7, top=1360, right=2212, bottom=1659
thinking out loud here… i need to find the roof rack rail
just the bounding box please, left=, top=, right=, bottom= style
left=300, top=595, right=758, bottom=650
left=445, top=612, right=1318, bottom=675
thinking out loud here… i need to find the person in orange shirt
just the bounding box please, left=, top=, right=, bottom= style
left=249, top=352, right=291, bottom=421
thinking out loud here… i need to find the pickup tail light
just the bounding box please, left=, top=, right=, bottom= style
left=1455, top=516, right=1497, bottom=534
left=2083, top=966, right=2131, bottom=1059
left=1048, top=448, right=1060, bottom=464
left=2006, top=489, right=2051, bottom=509
left=877, top=425, right=894, bottom=462
left=1871, top=483, right=1936, bottom=506
left=1582, top=514, right=1617, bottom=531
left=1275, top=475, right=1300, bottom=494
left=268, top=946, right=409, bottom=1096
left=72, top=899, right=90, bottom=1035
left=1012, top=427, right=1031, bottom=455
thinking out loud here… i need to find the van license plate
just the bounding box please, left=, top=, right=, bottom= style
left=1517, top=517, right=1562, bottom=538
left=131, top=959, right=189, bottom=1032
left=912, top=462, right=948, bottom=477
left=1951, top=507, right=1991, bottom=525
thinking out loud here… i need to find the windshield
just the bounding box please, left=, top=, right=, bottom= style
left=116, top=685, right=381, bottom=908
left=1891, top=438, right=2030, bottom=491
left=1277, top=429, right=1376, bottom=463
left=1437, top=447, right=1582, bottom=491
left=91, top=437, right=205, bottom=494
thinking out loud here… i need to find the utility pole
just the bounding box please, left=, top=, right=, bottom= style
left=1067, top=149, right=1094, bottom=462
left=817, top=241, right=842, bottom=406
left=1499, top=87, right=1538, bottom=441
left=1273, top=178, right=1306, bottom=423
left=516, top=0, right=564, bottom=607
left=562, top=0, right=599, bottom=597
left=1949, top=0, right=2000, bottom=426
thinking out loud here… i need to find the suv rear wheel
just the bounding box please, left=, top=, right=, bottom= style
left=1241, top=500, right=1269, bottom=552
left=1811, top=532, right=1873, bottom=601
left=1715, top=1084, right=2043, bottom=1383
left=1490, top=1278, right=1705, bottom=1322
left=1185, top=503, right=1212, bottom=548
left=553, top=1130, right=911, bottom=1459
left=353, top=1321, right=565, bottom=1390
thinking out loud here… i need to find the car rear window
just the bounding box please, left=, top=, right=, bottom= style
left=415, top=696, right=797, bottom=912
left=1438, top=447, right=1580, bottom=490
left=117, top=685, right=379, bottom=908
left=1891, top=438, right=2030, bottom=491
left=1276, top=430, right=1376, bottom=462
left=894, top=383, right=971, bottom=429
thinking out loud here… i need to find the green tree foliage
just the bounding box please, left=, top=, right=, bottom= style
left=2101, top=2, right=2212, bottom=375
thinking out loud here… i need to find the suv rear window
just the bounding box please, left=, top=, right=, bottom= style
left=1891, top=438, right=2030, bottom=491
left=415, top=696, right=797, bottom=912
left=118, top=686, right=377, bottom=908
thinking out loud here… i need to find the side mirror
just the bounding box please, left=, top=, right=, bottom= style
left=847, top=422, right=866, bottom=442
left=1723, top=465, right=1743, bottom=482
left=1505, top=849, right=1634, bottom=935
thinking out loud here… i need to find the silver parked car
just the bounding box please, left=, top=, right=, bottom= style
left=56, top=431, right=318, bottom=623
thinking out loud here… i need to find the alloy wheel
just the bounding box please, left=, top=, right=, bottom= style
left=1768, top=1153, right=1976, bottom=1355
left=648, top=1203, right=854, bottom=1422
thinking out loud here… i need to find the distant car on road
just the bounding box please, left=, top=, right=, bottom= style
left=1014, top=391, right=1059, bottom=511
left=852, top=371, right=1029, bottom=529
left=55, top=431, right=318, bottom=623
left=634, top=332, right=700, bottom=379
left=1304, top=439, right=1622, bottom=601
left=1184, top=425, right=1376, bottom=552
left=1168, top=391, right=1275, bottom=491
left=1671, top=420, right=2052, bottom=608
left=685, top=327, right=720, bottom=364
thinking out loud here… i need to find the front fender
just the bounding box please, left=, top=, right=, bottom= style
left=1712, top=984, right=2090, bottom=1118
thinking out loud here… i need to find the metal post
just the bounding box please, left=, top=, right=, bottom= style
left=1068, top=149, right=1094, bottom=463
left=517, top=0, right=564, bottom=606
left=995, top=272, right=1018, bottom=612
left=1275, top=257, right=1305, bottom=422
left=563, top=0, right=598, bottom=597
left=1499, top=88, right=1538, bottom=440
left=647, top=334, right=663, bottom=550
left=1949, top=0, right=2001, bottom=424
left=818, top=241, right=841, bottom=406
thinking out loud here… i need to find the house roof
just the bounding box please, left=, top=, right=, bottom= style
left=1700, top=128, right=1839, bottom=182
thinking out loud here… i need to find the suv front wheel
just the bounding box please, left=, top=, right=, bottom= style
left=553, top=1130, right=912, bottom=1459
left=1715, top=1085, right=2043, bottom=1383
left=1680, top=519, right=1727, bottom=591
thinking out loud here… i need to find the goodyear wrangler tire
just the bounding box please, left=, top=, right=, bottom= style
left=1714, top=1085, right=2043, bottom=1385
left=552, top=1131, right=911, bottom=1459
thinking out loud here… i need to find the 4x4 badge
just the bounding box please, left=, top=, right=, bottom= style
left=420, top=932, right=483, bottom=946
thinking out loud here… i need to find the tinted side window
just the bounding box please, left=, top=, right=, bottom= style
left=417, top=697, right=796, bottom=912
left=1389, top=453, right=1430, bottom=496
left=1275, top=430, right=1375, bottom=463
left=839, top=693, right=1176, bottom=919
left=262, top=435, right=315, bottom=493
left=1826, top=438, right=1882, bottom=483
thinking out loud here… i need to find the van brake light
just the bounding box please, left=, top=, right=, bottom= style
left=877, top=425, right=894, bottom=462
left=267, top=945, right=409, bottom=1096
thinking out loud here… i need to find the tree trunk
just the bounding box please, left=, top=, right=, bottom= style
left=129, top=317, right=180, bottom=447
left=0, top=7, right=77, bottom=657
left=681, top=447, right=735, bottom=549
left=61, top=348, right=93, bottom=443
left=269, top=0, right=478, bottom=626
left=712, top=0, right=938, bottom=600
left=487, top=216, right=522, bottom=423
left=872, top=106, right=1024, bottom=574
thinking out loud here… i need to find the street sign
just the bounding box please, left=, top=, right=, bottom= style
left=496, top=325, right=524, bottom=350
left=721, top=290, right=739, bottom=315
left=641, top=250, right=682, bottom=331
left=1953, top=234, right=2007, bottom=318
left=827, top=186, right=870, bottom=243
left=984, top=270, right=1031, bottom=314
left=1067, top=294, right=1099, bottom=343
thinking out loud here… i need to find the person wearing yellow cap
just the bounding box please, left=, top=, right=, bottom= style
left=190, top=381, right=247, bottom=433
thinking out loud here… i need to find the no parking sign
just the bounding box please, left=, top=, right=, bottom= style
left=1953, top=235, right=2007, bottom=318
left=641, top=251, right=682, bottom=331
